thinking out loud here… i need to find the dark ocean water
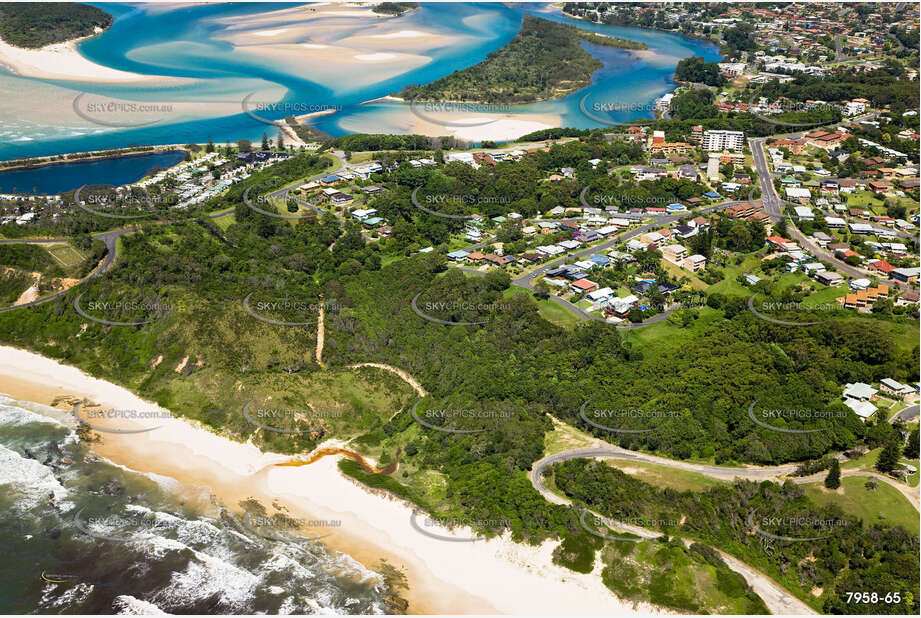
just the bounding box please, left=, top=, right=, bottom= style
left=0, top=395, right=395, bottom=614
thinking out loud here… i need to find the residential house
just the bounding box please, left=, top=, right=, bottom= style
left=891, top=267, right=920, bottom=284
left=682, top=254, right=707, bottom=272
left=447, top=250, right=470, bottom=262
left=785, top=187, right=812, bottom=203
left=880, top=378, right=913, bottom=397
left=351, top=208, right=377, bottom=220
left=816, top=271, right=843, bottom=286
left=661, top=244, right=688, bottom=263
left=586, top=287, right=614, bottom=303
left=896, top=290, right=920, bottom=307
left=570, top=279, right=598, bottom=295
left=352, top=162, right=382, bottom=180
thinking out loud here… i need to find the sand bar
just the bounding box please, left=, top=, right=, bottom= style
left=0, top=36, right=166, bottom=83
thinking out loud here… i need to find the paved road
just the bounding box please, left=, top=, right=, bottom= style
left=529, top=446, right=817, bottom=615
left=510, top=200, right=744, bottom=292
left=892, top=403, right=919, bottom=422
left=0, top=228, right=126, bottom=313
left=834, top=36, right=847, bottom=62
left=265, top=149, right=350, bottom=215
left=749, top=137, right=912, bottom=289
left=0, top=197, right=243, bottom=313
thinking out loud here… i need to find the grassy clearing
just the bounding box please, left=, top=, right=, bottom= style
left=661, top=258, right=708, bottom=290
left=501, top=285, right=582, bottom=329
left=345, top=151, right=377, bottom=164
left=44, top=243, right=86, bottom=272
left=607, top=459, right=726, bottom=492
left=802, top=476, right=919, bottom=535
left=543, top=418, right=600, bottom=455
left=621, top=305, right=722, bottom=350
left=706, top=254, right=761, bottom=297
left=212, top=213, right=236, bottom=231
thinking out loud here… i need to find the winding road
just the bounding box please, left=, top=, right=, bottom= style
left=0, top=228, right=125, bottom=313
left=529, top=446, right=817, bottom=615
left=0, top=201, right=244, bottom=314
left=0, top=151, right=352, bottom=314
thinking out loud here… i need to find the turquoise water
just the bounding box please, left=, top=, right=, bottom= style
left=0, top=150, right=185, bottom=195
left=0, top=2, right=719, bottom=162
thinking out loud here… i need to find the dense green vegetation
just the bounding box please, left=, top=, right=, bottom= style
left=749, top=61, right=919, bottom=113
left=0, top=3, right=112, bottom=48
left=602, top=538, right=769, bottom=614
left=553, top=458, right=919, bottom=614
left=403, top=16, right=646, bottom=104
left=0, top=244, right=65, bottom=277
left=674, top=56, right=726, bottom=87
left=371, top=2, right=418, bottom=16
left=0, top=144, right=916, bottom=613
left=328, top=134, right=454, bottom=152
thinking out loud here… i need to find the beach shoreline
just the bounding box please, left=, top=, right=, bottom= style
left=0, top=35, right=164, bottom=83
left=0, top=344, right=665, bottom=616
left=0, top=145, right=188, bottom=173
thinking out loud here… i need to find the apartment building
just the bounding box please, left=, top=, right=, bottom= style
left=701, top=130, right=745, bottom=152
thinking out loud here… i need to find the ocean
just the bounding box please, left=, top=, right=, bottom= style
left=0, top=395, right=398, bottom=614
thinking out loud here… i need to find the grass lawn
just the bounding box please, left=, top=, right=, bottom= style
left=447, top=234, right=481, bottom=252
left=802, top=283, right=849, bottom=306
left=43, top=243, right=86, bottom=273
left=775, top=272, right=810, bottom=293
left=841, top=447, right=882, bottom=472
left=345, top=151, right=377, bottom=164
left=266, top=196, right=316, bottom=224
left=212, top=213, right=236, bottom=231
left=607, top=459, right=726, bottom=492
left=802, top=476, right=919, bottom=535
left=841, top=447, right=918, bottom=482
left=706, top=254, right=761, bottom=297
left=842, top=191, right=914, bottom=212
left=661, top=258, right=708, bottom=290
left=622, top=306, right=722, bottom=350
left=504, top=285, right=582, bottom=329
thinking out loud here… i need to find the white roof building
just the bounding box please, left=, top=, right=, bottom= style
left=844, top=398, right=877, bottom=419
left=785, top=187, right=812, bottom=200
left=843, top=382, right=877, bottom=401
left=587, top=287, right=614, bottom=302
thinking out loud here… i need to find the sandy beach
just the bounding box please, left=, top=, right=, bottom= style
left=0, top=36, right=165, bottom=83
left=0, top=344, right=665, bottom=616
left=340, top=105, right=562, bottom=143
